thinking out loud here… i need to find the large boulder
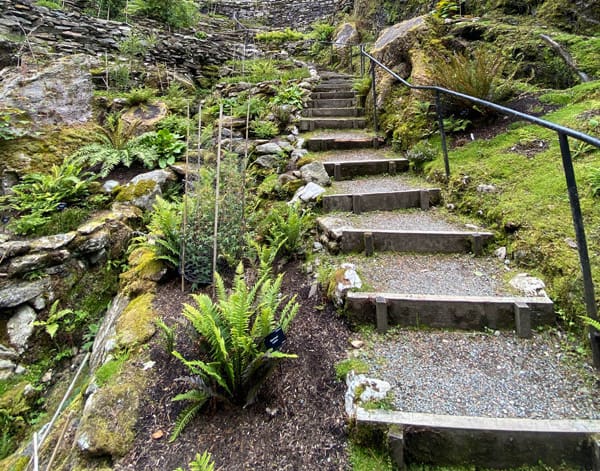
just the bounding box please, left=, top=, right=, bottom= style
left=7, top=305, right=37, bottom=354
left=333, top=22, right=360, bottom=49
left=0, top=55, right=94, bottom=129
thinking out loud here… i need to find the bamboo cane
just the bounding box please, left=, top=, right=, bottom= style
left=181, top=103, right=191, bottom=292
left=212, top=104, right=223, bottom=290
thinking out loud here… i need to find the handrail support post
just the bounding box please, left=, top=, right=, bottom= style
left=370, top=58, right=378, bottom=134
left=558, top=132, right=600, bottom=367
left=436, top=90, right=450, bottom=180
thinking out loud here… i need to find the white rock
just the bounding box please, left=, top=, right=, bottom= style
left=255, top=142, right=282, bottom=155
left=7, top=305, right=37, bottom=353
left=477, top=184, right=497, bottom=193
left=0, top=359, right=16, bottom=379
left=333, top=263, right=362, bottom=307
left=290, top=182, right=326, bottom=203
left=300, top=161, right=330, bottom=186
left=495, top=246, right=507, bottom=260
left=345, top=371, right=391, bottom=417
left=509, top=273, right=547, bottom=297
left=102, top=180, right=120, bottom=192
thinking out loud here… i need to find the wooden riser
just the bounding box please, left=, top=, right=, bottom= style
left=322, top=189, right=441, bottom=213
left=323, top=158, right=409, bottom=180
left=299, top=118, right=367, bottom=131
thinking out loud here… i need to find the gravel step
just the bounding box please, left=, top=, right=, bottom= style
left=326, top=174, right=435, bottom=192
left=299, top=117, right=367, bottom=131
left=306, top=135, right=383, bottom=152
left=313, top=82, right=355, bottom=92
left=323, top=158, right=409, bottom=180
left=328, top=252, right=510, bottom=296
left=311, top=91, right=357, bottom=100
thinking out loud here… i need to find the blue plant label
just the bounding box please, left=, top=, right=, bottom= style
left=265, top=327, right=286, bottom=351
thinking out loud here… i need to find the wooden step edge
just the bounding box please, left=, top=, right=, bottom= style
left=355, top=408, right=600, bottom=434
left=322, top=189, right=442, bottom=212
left=345, top=291, right=554, bottom=335
left=355, top=408, right=600, bottom=470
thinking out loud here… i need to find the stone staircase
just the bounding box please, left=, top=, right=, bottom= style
left=302, top=71, right=600, bottom=469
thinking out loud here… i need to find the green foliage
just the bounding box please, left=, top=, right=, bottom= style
left=223, top=59, right=310, bottom=84
left=263, top=202, right=314, bottom=256
left=0, top=108, right=29, bottom=141
left=170, top=264, right=299, bottom=440
left=173, top=451, right=216, bottom=471
left=353, top=76, right=372, bottom=97
left=335, top=358, right=370, bottom=381
left=155, top=318, right=176, bottom=355
left=255, top=28, right=305, bottom=45
left=157, top=114, right=194, bottom=136
left=118, top=31, right=156, bottom=58
left=588, top=167, right=600, bottom=197
left=249, top=120, right=279, bottom=139
left=35, top=0, right=61, bottom=9
left=138, top=129, right=186, bottom=168
left=349, top=439, right=393, bottom=471
left=433, top=0, right=461, bottom=19
left=33, top=300, right=89, bottom=344
left=384, top=95, right=435, bottom=151
left=143, top=196, right=183, bottom=268
left=125, top=87, right=158, bottom=106
left=247, top=236, right=286, bottom=279
left=443, top=115, right=471, bottom=133
left=29, top=207, right=91, bottom=238
left=163, top=83, right=193, bottom=113
left=84, top=0, right=127, bottom=21
left=108, top=65, right=131, bottom=91
left=426, top=45, right=509, bottom=103
left=271, top=83, right=306, bottom=111
left=95, top=351, right=129, bottom=387
left=126, top=0, right=199, bottom=28
left=310, top=21, right=335, bottom=42
left=0, top=158, right=96, bottom=235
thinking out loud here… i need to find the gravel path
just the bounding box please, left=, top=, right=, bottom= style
left=321, top=208, right=480, bottom=232
left=328, top=174, right=438, bottom=194
left=305, top=130, right=376, bottom=140
left=328, top=252, right=510, bottom=296
left=314, top=148, right=394, bottom=162
left=359, top=330, right=600, bottom=419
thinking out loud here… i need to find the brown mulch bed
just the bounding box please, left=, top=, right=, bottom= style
left=116, top=262, right=352, bottom=471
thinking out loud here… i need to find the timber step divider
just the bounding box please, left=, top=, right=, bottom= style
left=355, top=408, right=600, bottom=470
left=322, top=188, right=442, bottom=213
left=323, top=158, right=409, bottom=180
left=345, top=292, right=554, bottom=335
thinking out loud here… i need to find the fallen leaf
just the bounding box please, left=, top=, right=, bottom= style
left=151, top=430, right=164, bottom=440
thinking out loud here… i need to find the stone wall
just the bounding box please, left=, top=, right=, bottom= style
left=211, top=0, right=340, bottom=29
left=0, top=0, right=241, bottom=79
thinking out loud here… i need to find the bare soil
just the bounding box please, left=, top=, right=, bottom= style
left=116, top=262, right=352, bottom=471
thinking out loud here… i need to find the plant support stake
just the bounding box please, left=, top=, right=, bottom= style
left=558, top=132, right=600, bottom=366
left=436, top=90, right=451, bottom=179
left=213, top=104, right=223, bottom=288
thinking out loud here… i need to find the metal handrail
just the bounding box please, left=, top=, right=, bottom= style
left=360, top=46, right=600, bottom=366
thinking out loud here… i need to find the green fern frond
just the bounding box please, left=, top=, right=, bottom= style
left=580, top=315, right=600, bottom=331
left=188, top=451, right=215, bottom=471
left=169, top=399, right=206, bottom=442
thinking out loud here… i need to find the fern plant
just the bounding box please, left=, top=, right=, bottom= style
left=265, top=202, right=314, bottom=256
left=173, top=451, right=215, bottom=471
left=71, top=114, right=158, bottom=177
left=170, top=264, right=299, bottom=441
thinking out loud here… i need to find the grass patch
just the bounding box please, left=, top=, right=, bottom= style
left=349, top=439, right=393, bottom=471
left=335, top=358, right=369, bottom=381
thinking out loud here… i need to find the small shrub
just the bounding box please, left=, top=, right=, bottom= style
left=353, top=76, right=372, bottom=97
left=35, top=0, right=61, bottom=9
left=442, top=115, right=471, bottom=133
left=310, top=21, right=335, bottom=42
left=433, top=0, right=460, bottom=19
left=125, top=87, right=158, bottom=106
left=163, top=82, right=192, bottom=113
left=157, top=114, right=194, bottom=136
left=271, top=83, right=306, bottom=111
left=118, top=31, right=156, bottom=58
left=108, top=65, right=131, bottom=91
left=255, top=28, right=305, bottom=45
left=137, top=129, right=186, bottom=168
left=126, top=0, right=199, bottom=29
left=170, top=264, right=299, bottom=440
left=426, top=45, right=508, bottom=103
left=264, top=202, right=314, bottom=256
left=250, top=120, right=279, bottom=139
left=406, top=140, right=439, bottom=172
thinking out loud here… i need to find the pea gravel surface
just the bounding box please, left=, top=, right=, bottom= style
left=327, top=174, right=438, bottom=195
left=359, top=329, right=600, bottom=419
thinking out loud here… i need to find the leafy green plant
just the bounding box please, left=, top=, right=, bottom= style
left=589, top=167, right=600, bottom=197
left=247, top=235, right=286, bottom=279
left=353, top=76, right=372, bottom=97
left=255, top=28, right=305, bottom=45
left=163, top=82, right=192, bottom=113
left=118, top=31, right=156, bottom=58
left=157, top=114, right=194, bottom=136
left=170, top=264, right=299, bottom=440
left=0, top=158, right=96, bottom=235
left=271, top=83, right=306, bottom=111
left=125, top=87, right=158, bottom=106
left=442, top=115, right=471, bottom=133
left=143, top=196, right=183, bottom=268
left=138, top=129, right=186, bottom=168
left=0, top=108, right=29, bottom=141
left=35, top=0, right=61, bottom=9
left=406, top=140, right=439, bottom=172
left=173, top=451, right=215, bottom=471
left=71, top=114, right=159, bottom=176
left=335, top=358, right=370, bottom=381
left=426, top=45, right=508, bottom=103
left=433, top=0, right=460, bottom=19
left=156, top=318, right=176, bottom=355
left=126, top=0, right=199, bottom=28
left=108, top=65, right=131, bottom=91
left=264, top=202, right=314, bottom=256
left=33, top=300, right=88, bottom=342
left=310, top=21, right=335, bottom=42
left=250, top=120, right=279, bottom=139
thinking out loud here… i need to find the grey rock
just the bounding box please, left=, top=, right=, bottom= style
left=495, top=246, right=507, bottom=260
left=333, top=22, right=360, bottom=49
left=477, top=184, right=497, bottom=193
left=102, top=180, right=120, bottom=192
left=30, top=232, right=76, bottom=251
left=345, top=371, right=391, bottom=417
left=7, top=305, right=37, bottom=353
left=290, top=148, right=308, bottom=162
left=73, top=230, right=110, bottom=255
left=300, top=161, right=330, bottom=186
left=8, top=250, right=70, bottom=276
left=255, top=154, right=280, bottom=169
left=130, top=169, right=177, bottom=187
left=255, top=142, right=283, bottom=155
left=278, top=173, right=299, bottom=186
left=290, top=182, right=326, bottom=203
left=0, top=240, right=31, bottom=258
left=0, top=344, right=18, bottom=360
left=0, top=279, right=49, bottom=309
left=0, top=359, right=16, bottom=380
left=509, top=273, right=548, bottom=297
left=90, top=293, right=131, bottom=371
left=32, top=295, right=47, bottom=310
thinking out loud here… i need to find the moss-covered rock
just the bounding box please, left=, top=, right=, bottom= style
left=76, top=380, right=140, bottom=458
left=115, top=293, right=157, bottom=349
left=119, top=247, right=166, bottom=296
left=115, top=179, right=160, bottom=211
